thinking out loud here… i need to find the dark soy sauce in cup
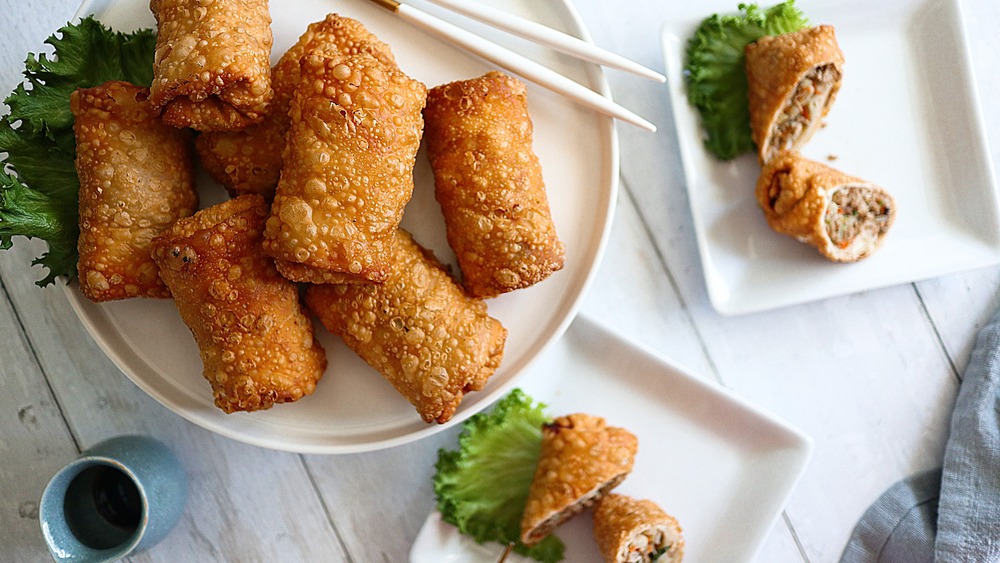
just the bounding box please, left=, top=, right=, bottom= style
left=64, top=465, right=143, bottom=549
left=92, top=465, right=142, bottom=529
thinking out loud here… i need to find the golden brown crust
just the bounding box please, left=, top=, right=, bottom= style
left=71, top=81, right=197, bottom=302
left=593, top=494, right=685, bottom=563
left=193, top=106, right=287, bottom=198
left=149, top=0, right=273, bottom=132
left=520, top=414, right=638, bottom=546
left=149, top=195, right=326, bottom=413
left=424, top=71, right=565, bottom=298
left=196, top=14, right=396, bottom=198
left=756, top=151, right=896, bottom=262
left=273, top=258, right=365, bottom=285
left=746, top=25, right=844, bottom=163
left=262, top=51, right=426, bottom=284
left=305, top=229, right=506, bottom=424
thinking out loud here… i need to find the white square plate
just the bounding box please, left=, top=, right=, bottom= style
left=661, top=0, right=999, bottom=315
left=410, top=314, right=812, bottom=562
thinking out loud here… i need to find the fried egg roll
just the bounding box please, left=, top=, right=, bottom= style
left=150, top=195, right=326, bottom=413
left=305, top=229, right=506, bottom=424
left=756, top=151, right=895, bottom=262
left=71, top=80, right=197, bottom=302
left=746, top=25, right=844, bottom=164
left=593, top=494, right=685, bottom=563
left=196, top=14, right=396, bottom=198
left=424, top=71, right=565, bottom=298
left=263, top=51, right=426, bottom=284
left=520, top=414, right=638, bottom=546
left=149, top=0, right=273, bottom=132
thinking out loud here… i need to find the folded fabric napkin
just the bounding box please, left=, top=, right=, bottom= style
left=840, top=304, right=1000, bottom=562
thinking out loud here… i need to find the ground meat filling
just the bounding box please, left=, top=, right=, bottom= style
left=621, top=528, right=673, bottom=562
left=768, top=63, right=842, bottom=156
left=825, top=187, right=892, bottom=250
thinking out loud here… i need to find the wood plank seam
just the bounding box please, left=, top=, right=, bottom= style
left=619, top=173, right=727, bottom=387
left=0, top=274, right=82, bottom=453
left=782, top=511, right=812, bottom=563
left=300, top=456, right=355, bottom=563
left=913, top=285, right=962, bottom=383
left=621, top=171, right=814, bottom=560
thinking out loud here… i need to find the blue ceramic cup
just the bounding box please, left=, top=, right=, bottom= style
left=39, top=435, right=188, bottom=563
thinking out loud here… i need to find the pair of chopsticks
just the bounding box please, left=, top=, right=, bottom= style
left=365, top=0, right=661, bottom=132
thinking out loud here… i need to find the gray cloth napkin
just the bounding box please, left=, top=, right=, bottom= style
left=841, top=305, right=1000, bottom=562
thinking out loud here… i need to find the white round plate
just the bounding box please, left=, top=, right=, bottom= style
left=65, top=0, right=618, bottom=453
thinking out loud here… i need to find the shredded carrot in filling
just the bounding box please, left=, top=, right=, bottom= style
left=769, top=63, right=841, bottom=155
left=825, top=188, right=891, bottom=249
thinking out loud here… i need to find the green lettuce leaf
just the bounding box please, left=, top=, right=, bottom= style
left=684, top=1, right=810, bottom=160
left=434, top=389, right=565, bottom=563
left=0, top=16, right=156, bottom=285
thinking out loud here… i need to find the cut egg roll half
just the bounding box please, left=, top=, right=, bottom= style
left=592, top=494, right=685, bottom=563
left=756, top=152, right=895, bottom=262
left=520, top=413, right=638, bottom=546
left=746, top=25, right=844, bottom=164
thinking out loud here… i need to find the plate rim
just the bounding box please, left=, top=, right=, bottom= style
left=63, top=0, right=621, bottom=453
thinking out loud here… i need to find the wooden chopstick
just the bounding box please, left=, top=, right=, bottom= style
left=423, top=0, right=666, bottom=82
left=365, top=0, right=657, bottom=132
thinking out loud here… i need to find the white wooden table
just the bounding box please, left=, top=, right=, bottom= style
left=2, top=0, right=998, bottom=561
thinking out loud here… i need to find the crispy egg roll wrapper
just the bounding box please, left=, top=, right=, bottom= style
left=520, top=413, right=638, bottom=546
left=150, top=195, right=327, bottom=413
left=593, top=494, right=685, bottom=563
left=424, top=71, right=565, bottom=298
left=746, top=25, right=844, bottom=164
left=756, top=152, right=896, bottom=262
left=305, top=229, right=507, bottom=424
left=196, top=14, right=396, bottom=198
left=149, top=0, right=273, bottom=132
left=263, top=51, right=426, bottom=284
left=72, top=80, right=197, bottom=302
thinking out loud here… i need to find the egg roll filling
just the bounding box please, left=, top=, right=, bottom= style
left=756, top=150, right=897, bottom=263
left=593, top=494, right=685, bottom=563
left=769, top=63, right=842, bottom=156
left=622, top=531, right=673, bottom=563
left=526, top=480, right=623, bottom=546
left=824, top=186, right=893, bottom=251
left=746, top=25, right=844, bottom=164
